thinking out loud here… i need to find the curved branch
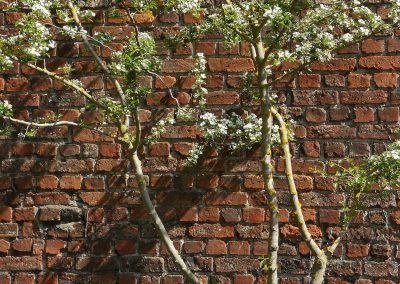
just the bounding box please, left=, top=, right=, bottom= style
left=2, top=116, right=117, bottom=140
left=271, top=107, right=323, bottom=256
left=67, top=2, right=126, bottom=104
left=7, top=56, right=105, bottom=110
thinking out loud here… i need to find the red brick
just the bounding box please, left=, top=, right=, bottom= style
left=15, top=273, right=35, bottom=284
left=15, top=208, right=35, bottom=222
left=92, top=26, right=134, bottom=40
left=12, top=144, right=34, bottom=156
left=388, top=38, right=400, bottom=52
left=173, top=142, right=193, bottom=156
left=205, top=240, right=227, bottom=255
left=299, top=242, right=310, bottom=255
left=233, top=275, right=254, bottom=284
left=14, top=177, right=34, bottom=190
left=303, top=141, right=320, bottom=157
left=306, top=107, right=326, bottom=123
left=208, top=58, right=254, bottom=72
left=155, top=76, right=176, bottom=89
left=196, top=42, right=216, bottom=55
left=253, top=241, right=268, bottom=256
left=183, top=241, right=204, bottom=254
left=206, top=91, right=240, bottom=105
left=83, top=178, right=105, bottom=190
left=390, top=211, right=400, bottom=224
left=59, top=145, right=80, bottom=157
left=243, top=208, right=264, bottom=224
left=354, top=107, right=374, bottom=123
left=311, top=58, right=356, bottom=71
left=293, top=91, right=338, bottom=106
left=46, top=240, right=65, bottom=255
left=36, top=176, right=58, bottom=190
left=359, top=56, right=400, bottom=70
left=183, top=12, right=204, bottom=24
left=325, top=74, right=345, bottom=87
left=361, top=39, right=385, bottom=54
left=59, top=176, right=82, bottom=190
left=205, top=192, right=247, bottom=205
left=0, top=207, right=11, bottom=222
left=188, top=224, right=234, bottom=238
left=87, top=208, right=104, bottom=222
left=159, top=12, right=179, bottom=23
left=198, top=207, right=219, bottom=222
left=298, top=74, right=321, bottom=88
left=6, top=77, right=28, bottom=92
left=319, top=209, right=340, bottom=224
left=229, top=241, right=250, bottom=255
left=162, top=59, right=196, bottom=73
left=340, top=90, right=387, bottom=104
left=178, top=208, right=197, bottom=222
left=347, top=73, right=371, bottom=88
left=31, top=77, right=52, bottom=91
left=378, top=107, right=399, bottom=122
left=0, top=240, right=10, bottom=253
left=37, top=272, right=57, bottom=284
left=324, top=142, right=346, bottom=158
left=12, top=239, right=33, bottom=252
left=374, top=73, right=398, bottom=88
left=35, top=144, right=57, bottom=157
left=148, top=142, right=170, bottom=157
left=115, top=240, right=135, bottom=255
left=6, top=94, right=40, bottom=107
left=347, top=243, right=369, bottom=258
left=349, top=143, right=370, bottom=157
left=80, top=76, right=104, bottom=90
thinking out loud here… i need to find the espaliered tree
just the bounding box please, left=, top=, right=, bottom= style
left=1, top=0, right=400, bottom=284
left=164, top=0, right=400, bottom=283
left=0, top=0, right=205, bottom=283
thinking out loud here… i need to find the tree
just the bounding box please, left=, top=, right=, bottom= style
left=164, top=0, right=400, bottom=283
left=0, top=0, right=203, bottom=283
left=1, top=0, right=400, bottom=284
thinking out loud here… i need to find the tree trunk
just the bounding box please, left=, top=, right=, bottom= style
left=310, top=253, right=328, bottom=284
left=258, top=61, right=279, bottom=283
left=129, top=152, right=201, bottom=284
left=261, top=106, right=279, bottom=284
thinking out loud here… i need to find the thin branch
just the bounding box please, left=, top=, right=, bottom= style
left=67, top=1, right=126, bottom=105
left=3, top=117, right=79, bottom=128
left=2, top=116, right=118, bottom=140
left=9, top=55, right=105, bottom=109
left=148, top=71, right=180, bottom=107
left=271, top=106, right=323, bottom=257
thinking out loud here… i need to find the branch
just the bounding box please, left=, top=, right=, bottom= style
left=9, top=56, right=105, bottom=110
left=271, top=106, right=323, bottom=257
left=2, top=116, right=118, bottom=140
left=67, top=1, right=126, bottom=105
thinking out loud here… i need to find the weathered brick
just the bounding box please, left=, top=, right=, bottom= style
left=340, top=90, right=388, bottom=104
left=208, top=58, right=254, bottom=72
left=359, top=56, right=400, bottom=70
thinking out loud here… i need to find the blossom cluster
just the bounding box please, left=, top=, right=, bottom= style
left=0, top=100, right=13, bottom=118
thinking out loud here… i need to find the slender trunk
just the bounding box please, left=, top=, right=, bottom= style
left=310, top=253, right=328, bottom=284
left=271, top=107, right=328, bottom=282
left=251, top=35, right=279, bottom=283
left=129, top=152, right=201, bottom=284
left=261, top=106, right=279, bottom=284
left=258, top=58, right=279, bottom=283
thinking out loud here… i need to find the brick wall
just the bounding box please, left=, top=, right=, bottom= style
left=0, top=2, right=400, bottom=284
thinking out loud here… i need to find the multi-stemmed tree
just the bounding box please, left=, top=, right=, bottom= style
left=0, top=0, right=204, bottom=283
left=166, top=0, right=400, bottom=283
left=1, top=0, right=400, bottom=284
